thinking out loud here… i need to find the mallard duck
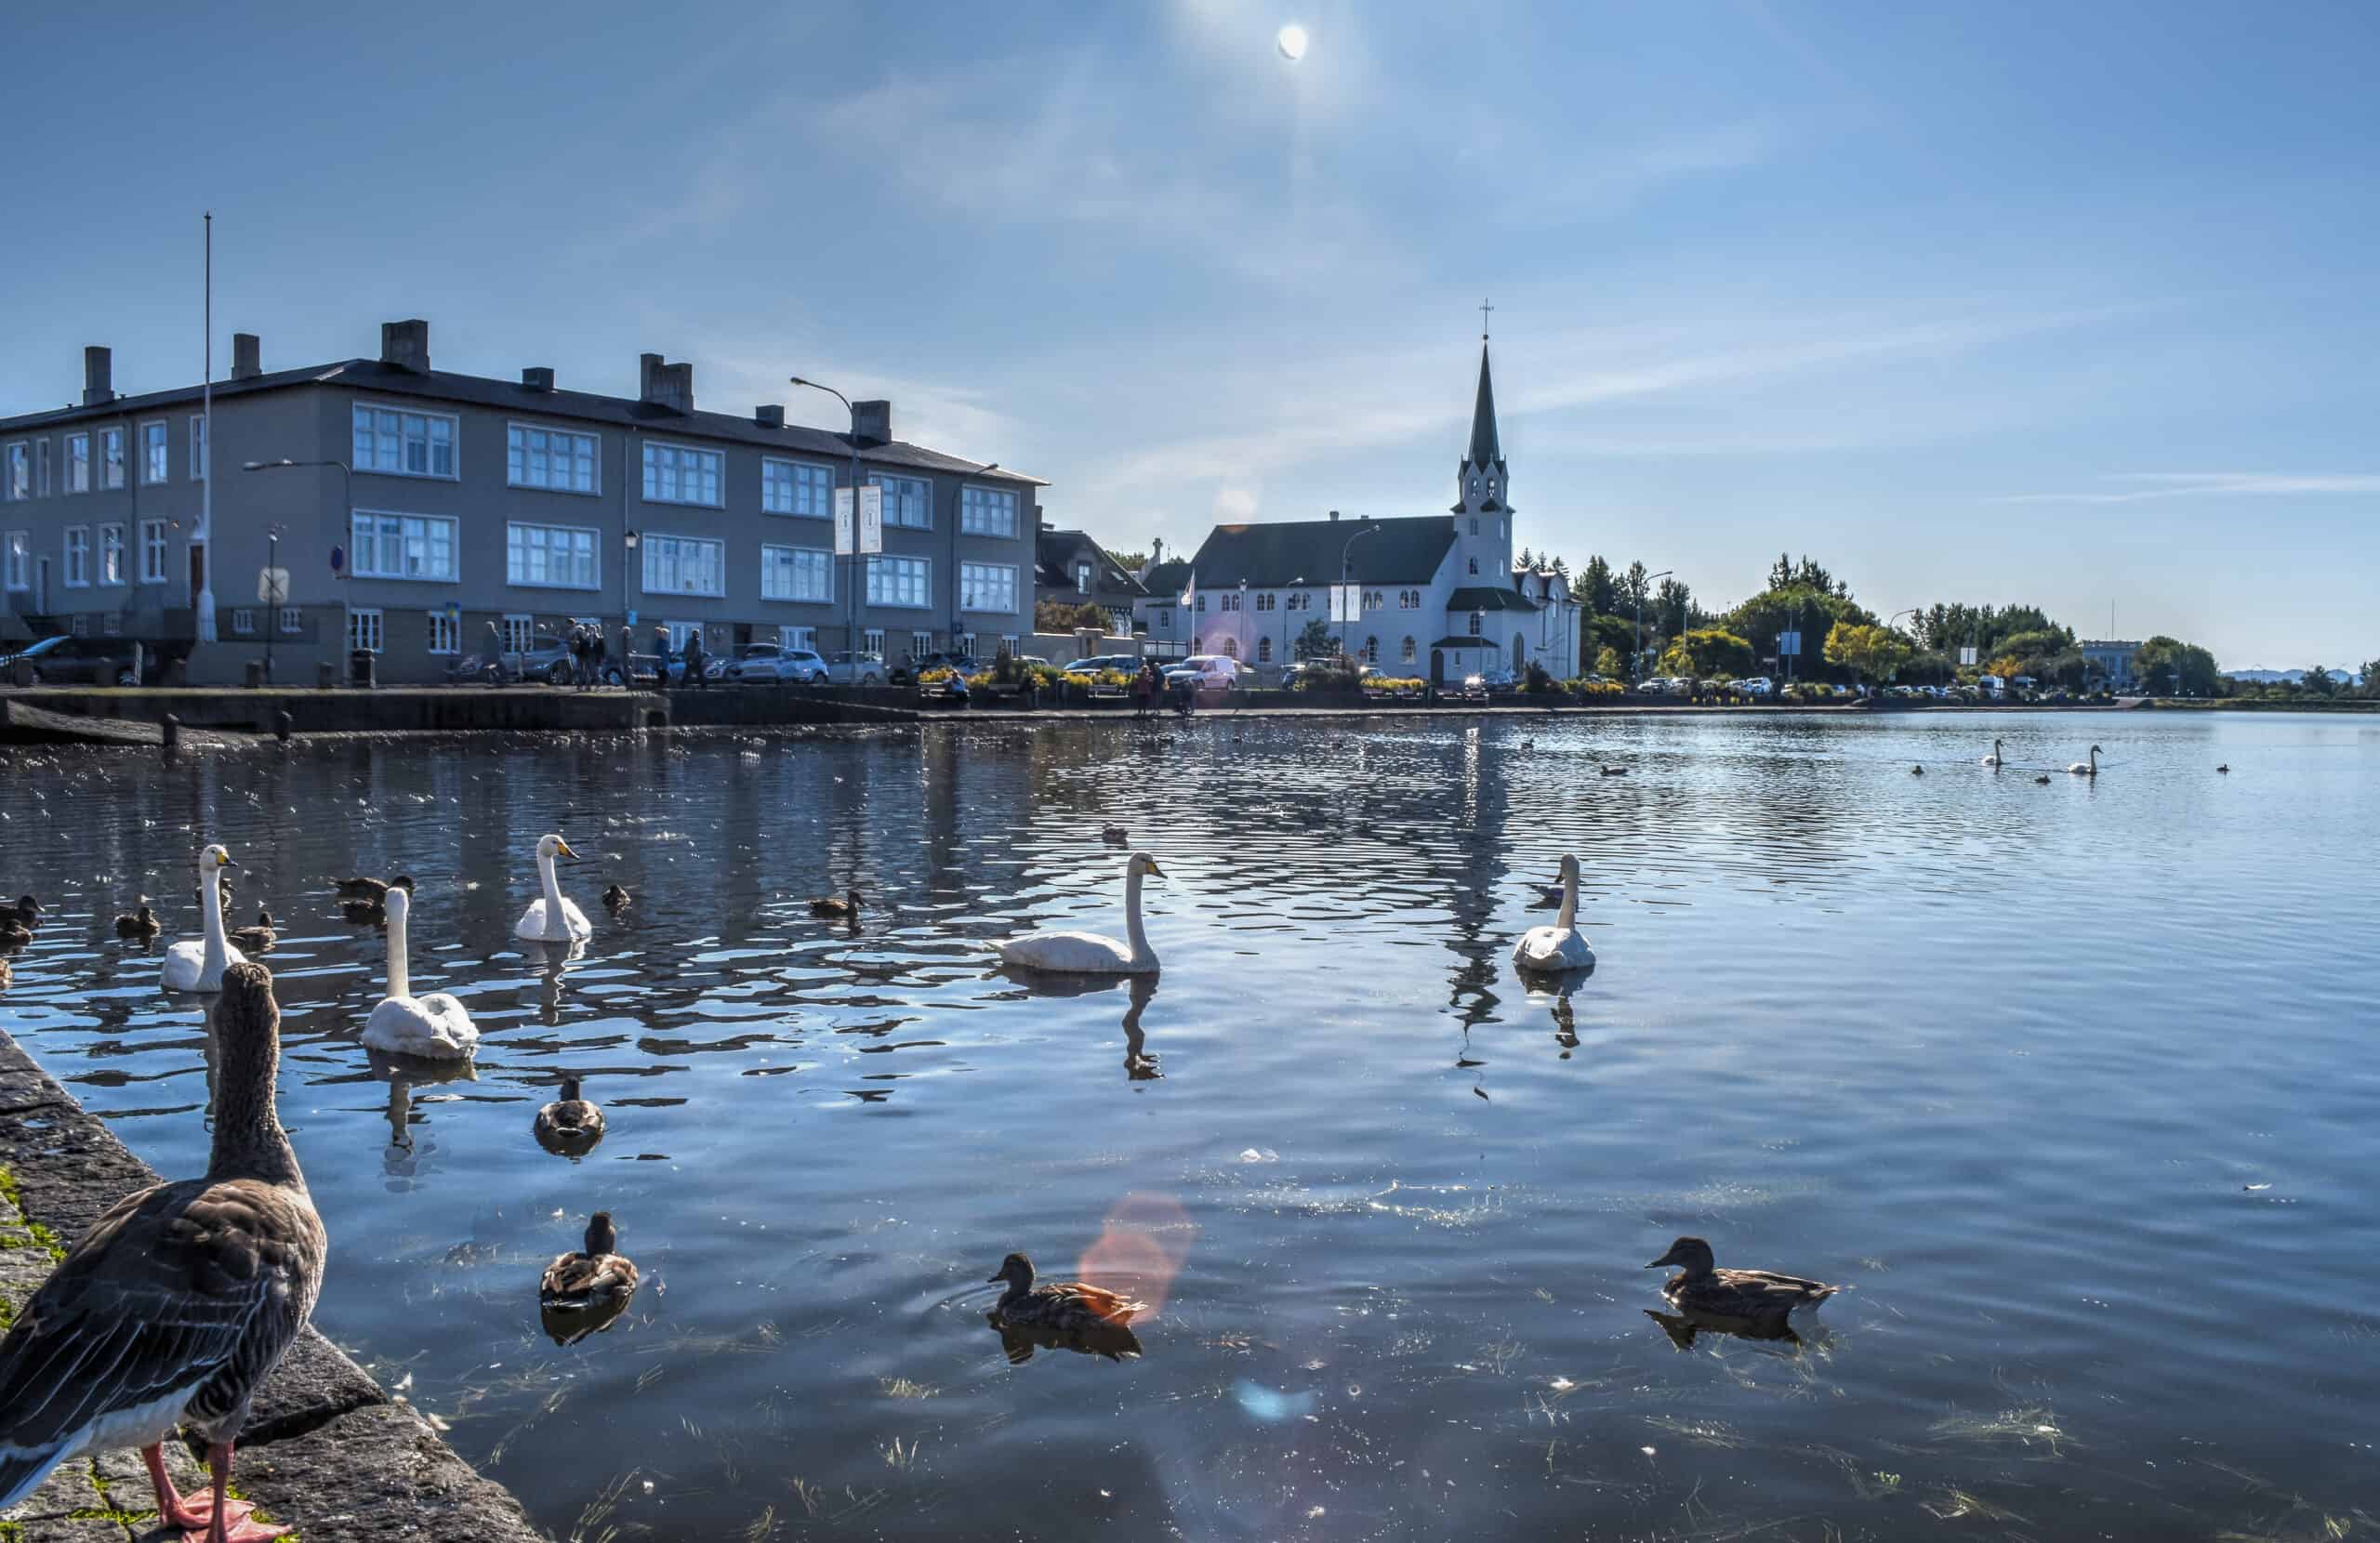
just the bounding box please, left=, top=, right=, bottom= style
left=1100, top=824, right=1130, bottom=845
left=0, top=962, right=324, bottom=1540
left=2033, top=773, right=2051, bottom=785
left=331, top=874, right=414, bottom=903
left=338, top=898, right=390, bottom=927
left=808, top=887, right=866, bottom=919
left=6, top=895, right=37, bottom=925
left=602, top=882, right=631, bottom=911
left=1599, top=765, right=1628, bottom=776
left=533, top=1075, right=605, bottom=1153
left=1645, top=1236, right=1836, bottom=1327
left=541, top=1212, right=640, bottom=1311
left=0, top=917, right=30, bottom=950
left=989, top=1314, right=1144, bottom=1365
left=229, top=908, right=277, bottom=953
left=2216, top=763, right=2229, bottom=774
left=115, top=903, right=162, bottom=939
left=193, top=874, right=235, bottom=909
left=985, top=1251, right=1147, bottom=1331
left=1910, top=764, right=1924, bottom=776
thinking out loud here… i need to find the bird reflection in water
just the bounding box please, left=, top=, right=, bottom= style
left=993, top=968, right=1163, bottom=1083
left=988, top=1315, right=1144, bottom=1365
left=366, top=1047, right=477, bottom=1179
left=543, top=1293, right=635, bottom=1349
left=1121, top=976, right=1160, bottom=1081
left=1644, top=1306, right=1815, bottom=1352
left=531, top=941, right=584, bottom=1026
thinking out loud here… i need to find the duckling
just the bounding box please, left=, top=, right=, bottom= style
left=2033, top=773, right=2051, bottom=785
left=1646, top=1236, right=1837, bottom=1328
left=1599, top=765, right=1628, bottom=776
left=985, top=1251, right=1147, bottom=1331
left=808, top=887, right=866, bottom=919
left=602, top=881, right=631, bottom=911
left=114, top=903, right=162, bottom=939
left=533, top=1075, right=606, bottom=1153
left=229, top=907, right=277, bottom=953
left=541, top=1211, right=640, bottom=1311
left=331, top=874, right=415, bottom=903
left=1100, top=824, right=1130, bottom=845
left=2216, top=763, right=2229, bottom=774
left=1911, top=764, right=1924, bottom=776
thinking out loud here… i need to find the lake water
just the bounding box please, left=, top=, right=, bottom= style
left=3, top=709, right=2374, bottom=1541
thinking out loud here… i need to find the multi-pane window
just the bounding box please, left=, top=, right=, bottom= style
left=641, top=442, right=721, bottom=507
left=428, top=612, right=460, bottom=654
left=65, top=433, right=90, bottom=494
left=1364, top=637, right=1380, bottom=664
left=347, top=608, right=384, bottom=653
left=779, top=626, right=817, bottom=652
left=36, top=440, right=50, bottom=495
left=100, top=429, right=125, bottom=490
left=642, top=534, right=724, bottom=596
left=506, top=522, right=599, bottom=589
left=4, top=443, right=25, bottom=501
left=910, top=629, right=932, bottom=658
left=71, top=614, right=88, bottom=638
left=1467, top=611, right=1483, bottom=635
left=352, top=404, right=457, bottom=478
left=863, top=628, right=886, bottom=655
left=866, top=473, right=931, bottom=529
left=99, top=524, right=126, bottom=586
left=1403, top=636, right=1418, bottom=662
left=960, top=485, right=1017, bottom=537
left=1399, top=589, right=1421, bottom=609
left=959, top=561, right=1016, bottom=613
left=140, top=520, right=167, bottom=584
left=231, top=608, right=256, bottom=636
left=1077, top=561, right=1093, bottom=593
left=141, top=422, right=167, bottom=484
left=63, top=526, right=90, bottom=586
left=866, top=554, right=930, bottom=607
left=507, top=424, right=599, bottom=494
left=188, top=417, right=205, bottom=481
left=501, top=613, right=535, bottom=653
left=1258, top=636, right=1273, bottom=663
left=760, top=544, right=832, bottom=602
left=278, top=607, right=302, bottom=635
left=762, top=458, right=834, bottom=518
left=350, top=511, right=458, bottom=581
left=3, top=532, right=26, bottom=589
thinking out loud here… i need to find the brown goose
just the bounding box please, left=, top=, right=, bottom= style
left=229, top=908, right=277, bottom=954
left=532, top=1075, right=606, bottom=1155
left=808, top=888, right=866, bottom=919
left=541, top=1212, right=641, bottom=1312
left=115, top=903, right=163, bottom=940
left=0, top=961, right=325, bottom=1543
left=330, top=874, right=414, bottom=903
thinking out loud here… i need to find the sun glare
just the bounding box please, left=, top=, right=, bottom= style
left=1276, top=22, right=1309, bottom=61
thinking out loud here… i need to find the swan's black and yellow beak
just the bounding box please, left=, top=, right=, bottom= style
left=218, top=853, right=239, bottom=870
left=1144, top=860, right=1166, bottom=878
left=555, top=839, right=580, bottom=862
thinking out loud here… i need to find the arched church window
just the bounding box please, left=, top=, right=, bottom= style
left=1469, top=518, right=1478, bottom=535
left=1468, top=558, right=1478, bottom=575
left=1364, top=636, right=1379, bottom=664
left=1259, top=636, right=1273, bottom=662
left=1468, top=612, right=1483, bottom=635
left=1402, top=636, right=1417, bottom=663
left=1220, top=637, right=1238, bottom=659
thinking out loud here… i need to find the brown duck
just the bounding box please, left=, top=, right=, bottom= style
left=331, top=874, right=414, bottom=903
left=0, top=961, right=325, bottom=1542
left=115, top=903, right=163, bottom=939
left=808, top=888, right=866, bottom=919
left=541, top=1212, right=641, bottom=1311
left=601, top=882, right=631, bottom=912
left=532, top=1075, right=606, bottom=1155
left=1646, top=1236, right=1837, bottom=1329
left=985, top=1251, right=1147, bottom=1332
left=228, top=908, right=277, bottom=953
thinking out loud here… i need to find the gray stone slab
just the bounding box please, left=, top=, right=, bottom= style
left=218, top=1403, right=545, bottom=1543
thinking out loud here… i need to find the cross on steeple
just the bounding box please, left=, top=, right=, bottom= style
left=1478, top=297, right=1494, bottom=340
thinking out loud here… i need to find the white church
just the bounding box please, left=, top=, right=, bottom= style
left=1134, top=337, right=1580, bottom=682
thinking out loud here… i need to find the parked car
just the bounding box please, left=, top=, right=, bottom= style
left=1064, top=653, right=1142, bottom=678
left=0, top=634, right=149, bottom=686
left=723, top=643, right=827, bottom=684
left=1739, top=676, right=1775, bottom=696
left=1460, top=667, right=1519, bottom=698
left=824, top=651, right=887, bottom=685
left=893, top=651, right=982, bottom=685
left=1163, top=654, right=1242, bottom=691
left=1634, top=676, right=1673, bottom=694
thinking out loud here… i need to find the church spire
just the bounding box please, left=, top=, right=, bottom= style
left=1465, top=340, right=1502, bottom=471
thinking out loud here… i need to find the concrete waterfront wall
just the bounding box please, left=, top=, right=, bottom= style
left=0, top=1031, right=548, bottom=1543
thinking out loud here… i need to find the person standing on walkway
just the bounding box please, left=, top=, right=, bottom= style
left=683, top=629, right=708, bottom=690
left=653, top=625, right=671, bottom=687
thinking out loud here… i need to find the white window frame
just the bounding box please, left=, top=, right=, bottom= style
left=64, top=432, right=90, bottom=495
left=278, top=606, right=302, bottom=635
left=350, top=402, right=459, bottom=481
left=71, top=613, right=88, bottom=638
left=909, top=629, right=932, bottom=658
left=863, top=627, right=886, bottom=655
left=865, top=472, right=932, bottom=530
left=3, top=531, right=26, bottom=589
left=102, top=612, right=122, bottom=638
left=760, top=542, right=834, bottom=604
left=780, top=625, right=816, bottom=652
left=505, top=521, right=602, bottom=591
left=347, top=607, right=385, bottom=653
left=98, top=522, right=126, bottom=587
left=505, top=421, right=601, bottom=495
left=139, top=519, right=168, bottom=585
left=188, top=416, right=205, bottom=481
left=641, top=531, right=726, bottom=597
left=231, top=607, right=256, bottom=636
left=99, top=428, right=125, bottom=491
left=428, top=611, right=460, bottom=655
left=140, top=420, right=167, bottom=485
left=63, top=525, right=90, bottom=587
left=761, top=456, right=836, bottom=520
left=960, top=484, right=1018, bottom=538
left=641, top=440, right=724, bottom=508
left=34, top=439, right=49, bottom=496
left=3, top=442, right=25, bottom=502
left=349, top=508, right=459, bottom=582
left=866, top=553, right=931, bottom=609
left=959, top=560, right=1018, bottom=614
left=501, top=613, right=535, bottom=653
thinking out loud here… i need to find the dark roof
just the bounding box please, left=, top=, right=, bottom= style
left=1448, top=586, right=1539, bottom=613
left=0, top=358, right=1045, bottom=486
left=1035, top=529, right=1148, bottom=597
left=1185, top=516, right=1455, bottom=587
left=1466, top=342, right=1503, bottom=471
left=1430, top=635, right=1501, bottom=650
left=1142, top=558, right=1193, bottom=599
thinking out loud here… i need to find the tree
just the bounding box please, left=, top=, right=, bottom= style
left=1722, top=587, right=1874, bottom=679
left=1107, top=548, right=1149, bottom=573
left=1659, top=627, right=1755, bottom=680
left=1655, top=576, right=1693, bottom=639
left=1620, top=560, right=1652, bottom=615
left=1582, top=613, right=1635, bottom=673
left=1035, top=599, right=1112, bottom=633
left=1769, top=552, right=1794, bottom=591
left=1517, top=545, right=1534, bottom=570
left=1824, top=621, right=1914, bottom=687
left=2135, top=635, right=2220, bottom=697
left=1294, top=617, right=1338, bottom=661
left=1575, top=556, right=1617, bottom=617
left=1593, top=645, right=1624, bottom=679
left=2299, top=663, right=2337, bottom=697
left=2361, top=658, right=2380, bottom=698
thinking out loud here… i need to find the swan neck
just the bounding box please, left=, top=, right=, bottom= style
left=200, top=864, right=229, bottom=975
left=1124, top=866, right=1150, bottom=957
left=386, top=903, right=411, bottom=999
left=1556, top=869, right=1578, bottom=930
left=537, top=848, right=568, bottom=931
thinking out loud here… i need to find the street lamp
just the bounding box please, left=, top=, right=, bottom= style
left=1238, top=578, right=1249, bottom=666
left=791, top=377, right=865, bottom=661
left=1284, top=574, right=1302, bottom=668
left=1340, top=519, right=1378, bottom=660
left=243, top=457, right=351, bottom=682
left=1633, top=568, right=1673, bottom=681
left=623, top=530, right=641, bottom=684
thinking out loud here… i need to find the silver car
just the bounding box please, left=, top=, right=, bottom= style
left=723, top=644, right=827, bottom=684
left=824, top=651, right=887, bottom=685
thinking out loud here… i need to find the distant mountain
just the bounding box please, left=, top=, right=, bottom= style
left=2225, top=667, right=2352, bottom=685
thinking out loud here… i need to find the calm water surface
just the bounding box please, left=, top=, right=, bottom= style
left=3, top=711, right=2374, bottom=1540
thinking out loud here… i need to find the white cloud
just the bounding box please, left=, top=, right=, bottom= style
left=1212, top=485, right=1262, bottom=521
left=1992, top=473, right=2380, bottom=505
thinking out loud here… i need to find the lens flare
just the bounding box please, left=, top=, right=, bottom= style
left=1077, top=1192, right=1197, bottom=1317
left=1276, top=23, right=1309, bottom=61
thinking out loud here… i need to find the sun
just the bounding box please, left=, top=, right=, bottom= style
left=1276, top=22, right=1308, bottom=61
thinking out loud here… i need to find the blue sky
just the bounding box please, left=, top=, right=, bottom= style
left=5, top=0, right=2374, bottom=666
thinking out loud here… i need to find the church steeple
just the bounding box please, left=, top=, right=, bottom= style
left=1465, top=340, right=1503, bottom=472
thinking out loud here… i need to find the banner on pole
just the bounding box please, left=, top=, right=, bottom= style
left=858, top=485, right=883, bottom=555
left=1778, top=629, right=1801, bottom=657
left=1329, top=584, right=1362, bottom=624
left=1959, top=645, right=1979, bottom=666
left=834, top=488, right=855, bottom=556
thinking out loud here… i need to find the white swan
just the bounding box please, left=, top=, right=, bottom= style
left=364, top=886, right=478, bottom=1060
left=1513, top=853, right=1593, bottom=973
left=514, top=834, right=591, bottom=943
left=995, top=851, right=1164, bottom=974
left=2067, top=744, right=2102, bottom=777
left=160, top=844, right=246, bottom=992
left=1981, top=737, right=2004, bottom=768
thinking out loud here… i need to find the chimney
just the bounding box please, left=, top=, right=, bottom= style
left=851, top=399, right=891, bottom=445
left=638, top=352, right=694, bottom=414
left=82, top=346, right=112, bottom=406
left=231, top=333, right=262, bottom=381
left=380, top=319, right=430, bottom=373
left=521, top=366, right=555, bottom=392
left=754, top=404, right=785, bottom=429
left=1328, top=509, right=1341, bottom=521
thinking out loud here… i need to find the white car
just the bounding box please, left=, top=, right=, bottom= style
left=1163, top=654, right=1242, bottom=691
left=723, top=644, right=828, bottom=684
left=1740, top=676, right=1774, bottom=696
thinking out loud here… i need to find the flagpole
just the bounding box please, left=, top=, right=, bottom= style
left=195, top=212, right=218, bottom=643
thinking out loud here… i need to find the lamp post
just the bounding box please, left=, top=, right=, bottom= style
left=1633, top=568, right=1673, bottom=681
left=1284, top=574, right=1302, bottom=669
left=790, top=377, right=864, bottom=659
left=243, top=457, right=350, bottom=682
left=1340, top=520, right=1378, bottom=660
left=1237, top=578, right=1249, bottom=666
left=622, top=530, right=640, bottom=683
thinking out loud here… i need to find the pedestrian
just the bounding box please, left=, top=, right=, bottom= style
left=575, top=625, right=595, bottom=690
left=684, top=629, right=707, bottom=690
left=652, top=625, right=671, bottom=687
left=1132, top=662, right=1154, bottom=719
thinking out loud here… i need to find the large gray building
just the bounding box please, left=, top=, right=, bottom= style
left=0, top=320, right=1044, bottom=683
